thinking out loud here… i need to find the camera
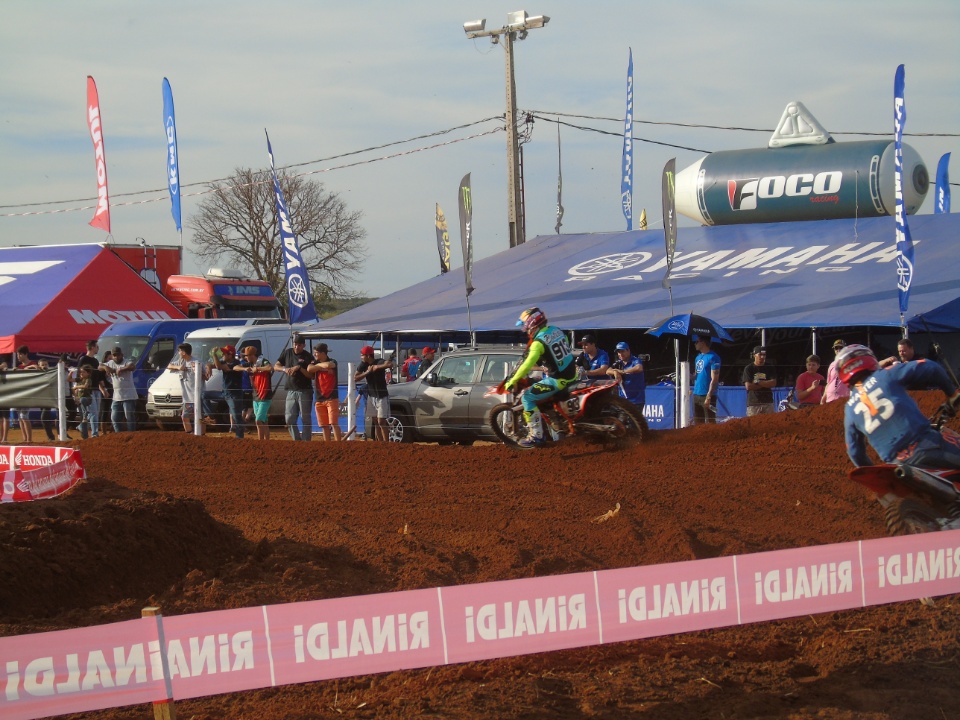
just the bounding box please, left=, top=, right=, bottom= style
left=639, top=354, right=651, bottom=362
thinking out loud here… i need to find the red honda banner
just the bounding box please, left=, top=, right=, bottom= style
left=86, top=76, right=111, bottom=233
left=0, top=446, right=85, bottom=503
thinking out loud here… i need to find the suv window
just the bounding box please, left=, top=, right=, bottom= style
left=436, top=355, right=479, bottom=384
left=480, top=354, right=520, bottom=383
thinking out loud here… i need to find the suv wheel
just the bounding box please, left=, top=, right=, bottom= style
left=386, top=414, right=413, bottom=443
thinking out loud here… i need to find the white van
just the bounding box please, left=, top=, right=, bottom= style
left=146, top=324, right=366, bottom=427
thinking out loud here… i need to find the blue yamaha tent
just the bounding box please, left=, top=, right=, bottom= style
left=309, top=214, right=960, bottom=336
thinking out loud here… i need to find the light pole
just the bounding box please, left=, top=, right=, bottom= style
left=464, top=10, right=550, bottom=248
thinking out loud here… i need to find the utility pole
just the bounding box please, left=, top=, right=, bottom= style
left=464, top=10, right=550, bottom=248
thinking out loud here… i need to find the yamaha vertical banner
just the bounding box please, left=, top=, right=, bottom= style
left=435, top=203, right=451, bottom=274
left=893, top=65, right=914, bottom=316
left=458, top=173, right=475, bottom=297
left=935, top=153, right=951, bottom=214
left=661, top=159, right=677, bottom=290
left=266, top=130, right=318, bottom=324
left=620, top=48, right=634, bottom=231
left=86, top=76, right=111, bottom=233
left=162, top=78, right=182, bottom=232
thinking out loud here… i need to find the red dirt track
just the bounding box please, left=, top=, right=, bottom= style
left=2, top=395, right=959, bottom=719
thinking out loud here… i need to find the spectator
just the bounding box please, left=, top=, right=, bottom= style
left=577, top=334, right=610, bottom=383
left=274, top=334, right=313, bottom=441
left=242, top=346, right=274, bottom=440
left=692, top=335, right=721, bottom=424
left=821, top=339, right=852, bottom=405
left=15, top=345, right=37, bottom=443
left=400, top=348, right=421, bottom=382
left=307, top=343, right=342, bottom=442
left=742, top=345, right=777, bottom=416
left=103, top=346, right=137, bottom=432
left=355, top=345, right=392, bottom=441
left=212, top=345, right=245, bottom=439
left=795, top=354, right=825, bottom=406
left=73, top=365, right=95, bottom=439
left=99, top=350, right=114, bottom=432
left=36, top=359, right=57, bottom=441
left=879, top=337, right=924, bottom=369
left=416, top=347, right=437, bottom=378
left=76, top=340, right=104, bottom=438
left=606, top=341, right=646, bottom=413
left=167, top=343, right=209, bottom=435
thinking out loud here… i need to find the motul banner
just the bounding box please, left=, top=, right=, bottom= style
left=893, top=64, right=914, bottom=316
left=435, top=203, right=450, bottom=274
left=457, top=173, right=474, bottom=297
left=162, top=78, right=182, bottom=232
left=265, top=131, right=318, bottom=325
left=0, top=446, right=85, bottom=503
left=86, top=76, right=110, bottom=234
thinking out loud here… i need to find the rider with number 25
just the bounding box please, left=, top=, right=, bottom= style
left=840, top=344, right=960, bottom=473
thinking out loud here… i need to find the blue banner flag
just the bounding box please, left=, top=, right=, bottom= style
left=893, top=65, right=914, bottom=316
left=620, top=48, right=634, bottom=231
left=161, top=78, right=181, bottom=232
left=265, top=130, right=318, bottom=324
left=935, top=152, right=951, bottom=214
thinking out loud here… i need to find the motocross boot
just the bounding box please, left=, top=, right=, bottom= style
left=519, top=410, right=545, bottom=448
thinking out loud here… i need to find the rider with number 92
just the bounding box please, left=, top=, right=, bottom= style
left=839, top=344, right=960, bottom=469
left=505, top=307, right=579, bottom=448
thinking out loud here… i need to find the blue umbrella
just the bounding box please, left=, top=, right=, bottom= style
left=646, top=312, right=733, bottom=342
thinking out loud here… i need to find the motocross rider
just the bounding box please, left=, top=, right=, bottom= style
left=838, top=344, right=960, bottom=470
left=505, top=307, right=579, bottom=447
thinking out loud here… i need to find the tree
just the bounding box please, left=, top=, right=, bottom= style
left=189, top=168, right=367, bottom=311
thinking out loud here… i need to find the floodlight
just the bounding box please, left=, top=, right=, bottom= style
left=463, top=19, right=485, bottom=34
left=525, top=15, right=549, bottom=29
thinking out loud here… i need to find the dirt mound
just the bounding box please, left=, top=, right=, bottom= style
left=2, top=394, right=958, bottom=719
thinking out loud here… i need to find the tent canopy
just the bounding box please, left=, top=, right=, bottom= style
left=308, top=214, right=960, bottom=336
left=0, top=244, right=184, bottom=354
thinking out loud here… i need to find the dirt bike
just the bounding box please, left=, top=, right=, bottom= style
left=848, top=401, right=960, bottom=536
left=485, top=377, right=648, bottom=449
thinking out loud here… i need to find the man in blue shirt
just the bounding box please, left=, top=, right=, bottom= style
left=838, top=344, right=960, bottom=469
left=692, top=335, right=721, bottom=424
left=577, top=334, right=610, bottom=384
left=607, top=341, right=646, bottom=413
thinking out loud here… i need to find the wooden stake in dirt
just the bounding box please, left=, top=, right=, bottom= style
left=141, top=607, right=177, bottom=720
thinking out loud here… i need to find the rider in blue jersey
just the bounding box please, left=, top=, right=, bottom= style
left=838, top=344, right=960, bottom=469
left=505, top=307, right=579, bottom=447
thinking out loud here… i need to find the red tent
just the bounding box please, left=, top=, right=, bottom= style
left=0, top=244, right=184, bottom=355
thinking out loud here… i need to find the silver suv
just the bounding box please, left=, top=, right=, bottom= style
left=384, top=346, right=524, bottom=444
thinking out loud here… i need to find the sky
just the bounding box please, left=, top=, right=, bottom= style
left=1, top=1, right=957, bottom=298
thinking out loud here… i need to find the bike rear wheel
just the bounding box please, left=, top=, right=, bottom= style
left=588, top=395, right=648, bottom=448
left=884, top=498, right=942, bottom=536
left=487, top=403, right=529, bottom=449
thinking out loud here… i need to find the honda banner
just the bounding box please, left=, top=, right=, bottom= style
left=86, top=76, right=111, bottom=233
left=162, top=78, right=182, bottom=232
left=265, top=131, right=318, bottom=325
left=893, top=64, right=914, bottom=316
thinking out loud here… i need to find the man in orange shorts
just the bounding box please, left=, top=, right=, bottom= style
left=308, top=343, right=342, bottom=441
